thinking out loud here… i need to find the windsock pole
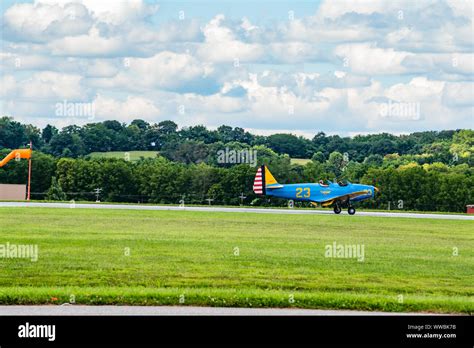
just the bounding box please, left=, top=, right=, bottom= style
left=27, top=141, right=32, bottom=201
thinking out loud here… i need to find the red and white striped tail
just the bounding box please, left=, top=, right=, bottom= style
left=253, top=166, right=264, bottom=194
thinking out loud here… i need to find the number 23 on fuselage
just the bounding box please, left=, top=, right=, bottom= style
left=253, top=165, right=378, bottom=215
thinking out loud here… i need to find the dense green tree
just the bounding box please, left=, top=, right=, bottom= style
left=0, top=116, right=28, bottom=149
left=267, top=133, right=311, bottom=158
left=161, top=140, right=209, bottom=164
left=180, top=125, right=218, bottom=144
left=311, top=151, right=326, bottom=163
left=364, top=154, right=384, bottom=167
left=46, top=177, right=67, bottom=201
left=158, top=120, right=178, bottom=134
left=312, top=132, right=328, bottom=152
left=326, top=135, right=349, bottom=155
left=81, top=123, right=115, bottom=153
left=217, top=125, right=234, bottom=143
left=130, top=119, right=150, bottom=130
left=326, top=151, right=345, bottom=178
left=102, top=120, right=124, bottom=132
left=42, top=125, right=58, bottom=144
left=48, top=132, right=85, bottom=157
left=303, top=160, right=328, bottom=182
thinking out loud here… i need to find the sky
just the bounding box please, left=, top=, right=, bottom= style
left=0, top=0, right=473, bottom=137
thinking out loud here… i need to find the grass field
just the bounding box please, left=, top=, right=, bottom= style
left=0, top=207, right=472, bottom=313
left=290, top=158, right=312, bottom=165
left=88, top=151, right=159, bottom=161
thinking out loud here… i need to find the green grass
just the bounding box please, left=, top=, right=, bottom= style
left=88, top=151, right=159, bottom=161
left=0, top=208, right=472, bottom=313
left=290, top=158, right=311, bottom=165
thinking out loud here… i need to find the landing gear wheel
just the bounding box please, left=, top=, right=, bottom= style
left=348, top=206, right=356, bottom=215
left=334, top=205, right=342, bottom=214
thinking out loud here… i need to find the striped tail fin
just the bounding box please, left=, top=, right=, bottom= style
left=253, top=165, right=283, bottom=195
left=253, top=166, right=265, bottom=195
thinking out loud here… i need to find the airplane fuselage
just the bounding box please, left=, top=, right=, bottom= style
left=253, top=165, right=377, bottom=214
left=266, top=183, right=376, bottom=204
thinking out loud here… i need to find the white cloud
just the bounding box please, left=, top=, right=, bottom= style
left=93, top=95, right=160, bottom=121
left=102, top=51, right=214, bottom=92
left=446, top=0, right=474, bottom=19
left=357, top=78, right=472, bottom=131
left=206, top=75, right=473, bottom=133
left=3, top=2, right=92, bottom=42
left=269, top=42, right=325, bottom=63
left=241, top=17, right=259, bottom=33
left=317, top=0, right=436, bottom=20
left=0, top=75, right=17, bottom=98
left=385, top=77, right=445, bottom=102
left=1, top=0, right=473, bottom=135
left=79, top=0, right=158, bottom=25
left=181, top=93, right=247, bottom=114
left=1, top=72, right=87, bottom=101
left=283, top=19, right=377, bottom=43
left=81, top=59, right=120, bottom=78
left=0, top=53, right=52, bottom=71
left=197, top=15, right=264, bottom=63
left=48, top=27, right=125, bottom=57
left=334, top=43, right=415, bottom=75
left=33, top=0, right=158, bottom=25
left=442, top=82, right=474, bottom=107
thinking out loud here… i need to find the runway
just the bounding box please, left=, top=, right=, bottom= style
left=0, top=202, right=472, bottom=220
left=0, top=305, right=443, bottom=316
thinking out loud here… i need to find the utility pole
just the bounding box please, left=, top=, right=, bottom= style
left=94, top=188, right=102, bottom=202
left=27, top=141, right=32, bottom=201
left=239, top=192, right=246, bottom=206
left=205, top=197, right=214, bottom=205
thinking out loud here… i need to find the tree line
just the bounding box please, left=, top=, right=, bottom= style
left=1, top=116, right=472, bottom=211
left=1, top=116, right=472, bottom=166
left=0, top=146, right=472, bottom=212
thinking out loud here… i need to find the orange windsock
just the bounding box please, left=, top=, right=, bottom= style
left=0, top=149, right=32, bottom=167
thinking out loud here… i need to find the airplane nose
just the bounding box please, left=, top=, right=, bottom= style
left=372, top=186, right=379, bottom=198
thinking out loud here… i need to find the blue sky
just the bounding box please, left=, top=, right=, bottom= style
left=0, top=0, right=473, bottom=137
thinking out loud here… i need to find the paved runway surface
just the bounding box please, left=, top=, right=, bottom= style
left=0, top=202, right=472, bottom=220
left=0, top=305, right=442, bottom=316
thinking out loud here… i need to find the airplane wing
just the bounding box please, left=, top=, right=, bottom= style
left=314, top=190, right=373, bottom=206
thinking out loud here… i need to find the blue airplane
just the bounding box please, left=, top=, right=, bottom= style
left=253, top=165, right=378, bottom=215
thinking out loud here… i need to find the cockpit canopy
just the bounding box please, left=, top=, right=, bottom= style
left=318, top=179, right=351, bottom=187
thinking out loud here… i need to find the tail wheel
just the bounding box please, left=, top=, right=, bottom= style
left=348, top=206, right=356, bottom=215
left=334, top=204, right=342, bottom=214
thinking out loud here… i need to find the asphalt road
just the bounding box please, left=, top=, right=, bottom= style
left=0, top=305, right=441, bottom=316
left=0, top=202, right=472, bottom=220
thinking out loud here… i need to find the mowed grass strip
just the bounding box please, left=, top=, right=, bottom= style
left=0, top=208, right=472, bottom=313
left=88, top=151, right=158, bottom=161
